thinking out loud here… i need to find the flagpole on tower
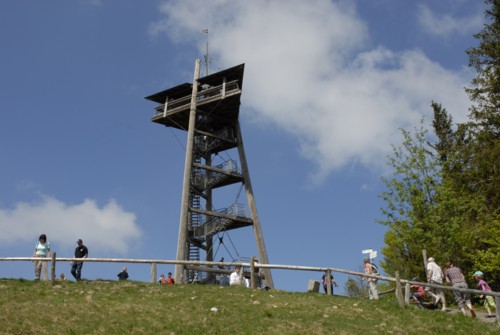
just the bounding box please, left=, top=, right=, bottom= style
left=202, top=28, right=209, bottom=76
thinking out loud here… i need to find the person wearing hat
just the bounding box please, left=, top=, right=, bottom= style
left=71, top=239, right=88, bottom=281
left=426, top=257, right=446, bottom=311
left=473, top=271, right=496, bottom=318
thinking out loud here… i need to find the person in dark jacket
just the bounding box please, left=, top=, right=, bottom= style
left=71, top=239, right=88, bottom=281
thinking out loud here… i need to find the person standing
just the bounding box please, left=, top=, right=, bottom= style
left=473, top=271, right=496, bottom=318
left=32, top=234, right=50, bottom=280
left=364, top=257, right=379, bottom=300
left=426, top=257, right=447, bottom=311
left=71, top=239, right=88, bottom=281
left=444, top=261, right=476, bottom=318
left=321, top=273, right=339, bottom=295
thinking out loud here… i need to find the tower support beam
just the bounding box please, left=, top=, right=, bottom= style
left=235, top=122, right=274, bottom=289
left=174, top=59, right=200, bottom=284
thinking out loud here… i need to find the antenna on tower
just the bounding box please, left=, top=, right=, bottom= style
left=201, top=28, right=209, bottom=76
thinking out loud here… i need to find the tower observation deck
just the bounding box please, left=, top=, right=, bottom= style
left=145, top=60, right=274, bottom=288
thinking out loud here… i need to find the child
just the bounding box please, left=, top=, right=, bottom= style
left=166, top=272, right=175, bottom=285
left=158, top=274, right=167, bottom=284
left=410, top=278, right=426, bottom=309
left=473, top=271, right=496, bottom=318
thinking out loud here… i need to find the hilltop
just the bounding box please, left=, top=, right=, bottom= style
left=0, top=279, right=498, bottom=334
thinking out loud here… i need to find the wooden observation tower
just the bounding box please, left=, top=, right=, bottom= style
left=145, top=60, right=274, bottom=288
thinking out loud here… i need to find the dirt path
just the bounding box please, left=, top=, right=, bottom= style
left=417, top=302, right=498, bottom=324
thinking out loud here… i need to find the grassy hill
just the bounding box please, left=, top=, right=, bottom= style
left=0, top=278, right=498, bottom=334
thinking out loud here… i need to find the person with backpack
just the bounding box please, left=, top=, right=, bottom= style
left=364, top=257, right=379, bottom=300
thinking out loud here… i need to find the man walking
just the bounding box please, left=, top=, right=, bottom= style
left=426, top=257, right=446, bottom=311
left=444, top=261, right=476, bottom=318
left=71, top=239, right=88, bottom=281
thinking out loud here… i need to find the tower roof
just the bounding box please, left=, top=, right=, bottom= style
left=145, top=63, right=245, bottom=104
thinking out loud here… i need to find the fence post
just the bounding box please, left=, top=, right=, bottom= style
left=151, top=263, right=157, bottom=284
left=404, top=282, right=410, bottom=305
left=326, top=269, right=332, bottom=295
left=496, top=296, right=500, bottom=322
left=51, top=252, right=56, bottom=282
left=395, top=271, right=405, bottom=309
left=422, top=249, right=428, bottom=275
left=250, top=258, right=255, bottom=289
left=41, top=257, right=48, bottom=281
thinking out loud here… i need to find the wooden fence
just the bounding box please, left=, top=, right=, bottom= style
left=1, top=254, right=499, bottom=319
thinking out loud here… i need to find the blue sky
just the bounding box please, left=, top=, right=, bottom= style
left=0, top=0, right=485, bottom=292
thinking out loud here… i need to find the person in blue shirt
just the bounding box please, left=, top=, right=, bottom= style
left=32, top=234, right=50, bottom=280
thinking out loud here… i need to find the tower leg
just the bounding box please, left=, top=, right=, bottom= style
left=174, top=59, right=200, bottom=284
left=235, top=122, right=274, bottom=289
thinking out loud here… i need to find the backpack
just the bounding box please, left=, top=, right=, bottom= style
left=370, top=263, right=380, bottom=275
left=370, top=263, right=380, bottom=282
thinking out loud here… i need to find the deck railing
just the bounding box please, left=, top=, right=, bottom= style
left=153, top=80, right=240, bottom=117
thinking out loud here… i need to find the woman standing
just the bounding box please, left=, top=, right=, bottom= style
left=33, top=234, right=50, bottom=280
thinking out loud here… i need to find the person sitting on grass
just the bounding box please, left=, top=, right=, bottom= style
left=166, top=272, right=175, bottom=285
left=230, top=266, right=249, bottom=287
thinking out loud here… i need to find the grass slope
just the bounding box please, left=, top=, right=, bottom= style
left=0, top=279, right=498, bottom=335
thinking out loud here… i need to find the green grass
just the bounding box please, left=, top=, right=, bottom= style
left=0, top=279, right=498, bottom=335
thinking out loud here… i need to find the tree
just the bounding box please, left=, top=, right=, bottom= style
left=459, top=0, right=500, bottom=288
left=463, top=0, right=500, bottom=212
left=344, top=276, right=368, bottom=298
left=378, top=120, right=441, bottom=279
left=466, top=0, right=500, bottom=136
left=379, top=0, right=500, bottom=289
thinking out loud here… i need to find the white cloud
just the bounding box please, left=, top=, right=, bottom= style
left=417, top=4, right=483, bottom=37
left=0, top=195, right=142, bottom=254
left=80, top=0, right=102, bottom=6
left=151, top=0, right=473, bottom=182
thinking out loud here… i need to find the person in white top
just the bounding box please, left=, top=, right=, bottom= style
left=426, top=257, right=446, bottom=311
left=230, top=266, right=248, bottom=286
